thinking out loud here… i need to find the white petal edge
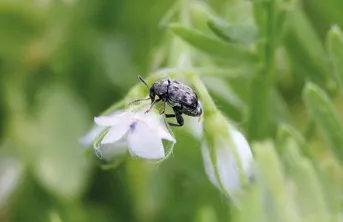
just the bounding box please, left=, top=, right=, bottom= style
left=96, top=139, right=128, bottom=161
left=185, top=114, right=204, bottom=140
left=79, top=126, right=105, bottom=147
left=94, top=112, right=128, bottom=127
left=201, top=129, right=253, bottom=198
left=201, top=144, right=220, bottom=189
left=230, top=129, right=253, bottom=177
left=136, top=112, right=176, bottom=143
left=156, top=115, right=176, bottom=142
left=101, top=118, right=130, bottom=144
left=127, top=121, right=165, bottom=159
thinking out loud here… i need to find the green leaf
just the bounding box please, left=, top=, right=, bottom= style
left=253, top=141, right=294, bottom=222
left=207, top=17, right=259, bottom=44
left=31, top=87, right=91, bottom=200
left=195, top=205, right=218, bottom=222
left=303, top=82, right=343, bottom=166
left=319, top=162, right=342, bottom=217
left=169, top=24, right=257, bottom=63
left=276, top=125, right=321, bottom=179
left=202, top=76, right=247, bottom=122
left=284, top=140, right=328, bottom=221
left=327, top=25, right=343, bottom=90
left=0, top=146, right=23, bottom=207
left=276, top=124, right=309, bottom=157
left=284, top=9, right=330, bottom=89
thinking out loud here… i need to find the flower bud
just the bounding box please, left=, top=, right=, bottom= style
left=201, top=112, right=253, bottom=203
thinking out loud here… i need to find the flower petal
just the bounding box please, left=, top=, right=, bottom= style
left=136, top=112, right=176, bottom=143
left=230, top=129, right=253, bottom=176
left=101, top=121, right=129, bottom=144
left=201, top=129, right=253, bottom=199
left=201, top=141, right=241, bottom=197
left=201, top=144, right=220, bottom=189
left=94, top=112, right=128, bottom=127
left=156, top=115, right=176, bottom=142
left=79, top=126, right=105, bottom=147
left=127, top=121, right=165, bottom=159
left=185, top=112, right=204, bottom=140
left=95, top=139, right=128, bottom=161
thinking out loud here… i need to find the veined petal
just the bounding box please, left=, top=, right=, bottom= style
left=216, top=141, right=242, bottom=194
left=201, top=145, right=220, bottom=189
left=156, top=115, right=176, bottom=142
left=101, top=120, right=129, bottom=144
left=201, top=129, right=253, bottom=199
left=96, top=139, right=128, bottom=161
left=185, top=113, right=204, bottom=140
left=136, top=111, right=176, bottom=143
left=127, top=121, right=165, bottom=159
left=94, top=112, right=128, bottom=127
left=230, top=129, right=253, bottom=175
left=201, top=141, right=241, bottom=197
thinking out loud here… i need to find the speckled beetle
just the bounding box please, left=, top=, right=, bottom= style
left=129, top=75, right=202, bottom=127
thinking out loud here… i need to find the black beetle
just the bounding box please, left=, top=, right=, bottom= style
left=129, top=75, right=202, bottom=127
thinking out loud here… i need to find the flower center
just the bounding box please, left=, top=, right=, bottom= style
left=129, top=121, right=137, bottom=131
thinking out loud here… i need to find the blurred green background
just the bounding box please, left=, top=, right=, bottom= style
left=2, top=0, right=343, bottom=221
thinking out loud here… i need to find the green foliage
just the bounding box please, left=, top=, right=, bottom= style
left=207, top=17, right=260, bottom=44
left=2, top=0, right=343, bottom=222
left=327, top=25, right=343, bottom=90
left=303, top=83, right=343, bottom=166
left=169, top=23, right=257, bottom=63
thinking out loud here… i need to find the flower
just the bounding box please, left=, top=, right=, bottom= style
left=91, top=109, right=176, bottom=161
left=79, top=111, right=120, bottom=147
left=201, top=128, right=253, bottom=201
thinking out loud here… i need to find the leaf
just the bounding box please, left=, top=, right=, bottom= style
left=31, top=86, right=92, bottom=200
left=327, top=25, right=343, bottom=90
left=253, top=141, right=294, bottom=222
left=270, top=89, right=289, bottom=125
left=202, top=76, right=247, bottom=122
left=283, top=140, right=328, bottom=221
left=207, top=17, right=259, bottom=44
left=284, top=9, right=331, bottom=89
left=276, top=124, right=309, bottom=158
left=169, top=24, right=257, bottom=63
left=0, top=152, right=23, bottom=207
left=303, top=82, right=343, bottom=166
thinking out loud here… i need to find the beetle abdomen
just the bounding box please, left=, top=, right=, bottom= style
left=168, top=80, right=198, bottom=108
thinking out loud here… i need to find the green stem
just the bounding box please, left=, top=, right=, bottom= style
left=248, top=0, right=276, bottom=141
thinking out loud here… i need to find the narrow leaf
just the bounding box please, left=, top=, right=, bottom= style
left=303, top=82, right=343, bottom=166
left=253, top=141, right=294, bottom=222
left=207, top=17, right=259, bottom=44
left=285, top=141, right=328, bottom=221
left=169, top=24, right=257, bottom=63
left=327, top=25, right=343, bottom=90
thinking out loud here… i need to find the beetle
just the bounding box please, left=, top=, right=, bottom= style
left=129, top=75, right=202, bottom=127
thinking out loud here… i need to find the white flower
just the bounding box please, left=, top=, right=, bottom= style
left=79, top=111, right=120, bottom=147
left=201, top=128, right=253, bottom=201
left=92, top=109, right=176, bottom=160
left=185, top=101, right=203, bottom=139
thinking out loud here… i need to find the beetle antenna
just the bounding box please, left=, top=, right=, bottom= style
left=128, top=97, right=150, bottom=106
left=138, top=75, right=149, bottom=89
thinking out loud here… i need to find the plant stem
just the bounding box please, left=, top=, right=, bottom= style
left=247, top=0, right=276, bottom=141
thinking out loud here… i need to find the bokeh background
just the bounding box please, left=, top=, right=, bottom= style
left=1, top=0, right=343, bottom=221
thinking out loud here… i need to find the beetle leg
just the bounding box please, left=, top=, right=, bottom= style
left=165, top=114, right=175, bottom=118
left=167, top=111, right=184, bottom=127
left=145, top=98, right=161, bottom=113
left=160, top=101, right=166, bottom=115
